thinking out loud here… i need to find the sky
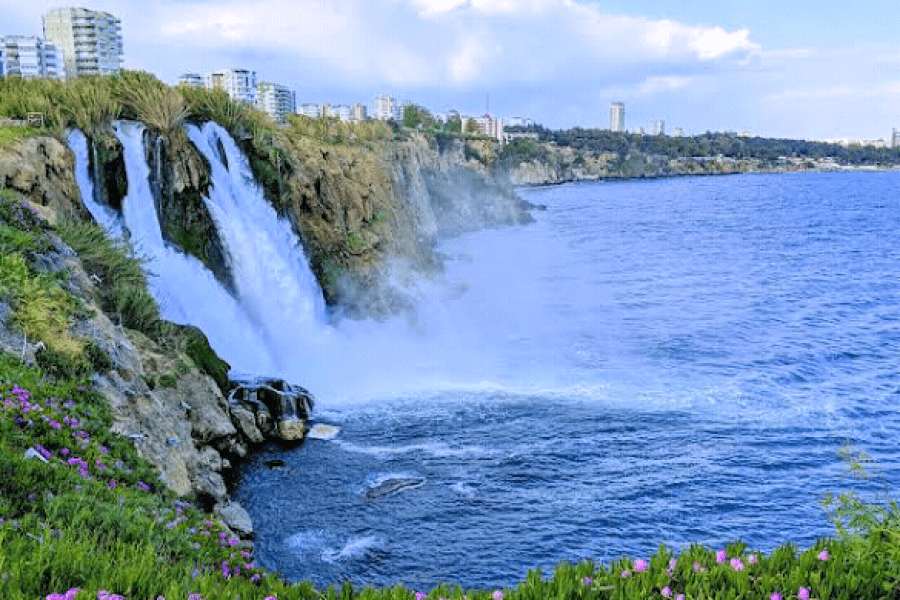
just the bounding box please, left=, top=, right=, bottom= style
left=3, top=0, right=899, bottom=140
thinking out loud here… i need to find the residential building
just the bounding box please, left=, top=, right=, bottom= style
left=350, top=103, right=367, bottom=121
left=297, top=103, right=322, bottom=118
left=609, top=102, right=625, bottom=132
left=505, top=116, right=534, bottom=128
left=0, top=35, right=65, bottom=80
left=673, top=127, right=684, bottom=137
left=466, top=114, right=505, bottom=142
left=893, top=128, right=900, bottom=149
left=177, top=72, right=204, bottom=88
left=205, top=69, right=257, bottom=105
left=257, top=81, right=296, bottom=123
left=652, top=120, right=665, bottom=136
left=43, top=7, right=122, bottom=76
left=324, top=104, right=352, bottom=121
left=374, top=94, right=402, bottom=121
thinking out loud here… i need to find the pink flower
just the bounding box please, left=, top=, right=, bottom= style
left=771, top=593, right=782, bottom=600
left=749, top=554, right=759, bottom=565
left=493, top=591, right=503, bottom=600
left=634, top=559, right=648, bottom=572
left=818, top=549, right=830, bottom=561
left=676, top=596, right=685, bottom=600
left=798, top=588, right=810, bottom=600
left=621, top=570, right=631, bottom=578
left=716, top=549, right=727, bottom=564
left=730, top=557, right=745, bottom=571
left=415, top=593, right=427, bottom=600
left=581, top=577, right=592, bottom=586
left=661, top=586, right=672, bottom=598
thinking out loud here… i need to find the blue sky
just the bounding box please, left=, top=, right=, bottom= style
left=3, top=0, right=899, bottom=140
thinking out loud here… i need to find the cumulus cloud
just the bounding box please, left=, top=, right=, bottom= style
left=132, top=0, right=758, bottom=89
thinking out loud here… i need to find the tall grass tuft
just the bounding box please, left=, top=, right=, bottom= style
left=116, top=71, right=189, bottom=138
left=56, top=220, right=163, bottom=336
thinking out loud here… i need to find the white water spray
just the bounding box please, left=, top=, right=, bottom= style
left=69, top=120, right=539, bottom=405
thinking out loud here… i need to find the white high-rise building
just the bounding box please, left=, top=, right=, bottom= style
left=892, top=128, right=900, bottom=149
left=0, top=35, right=65, bottom=80
left=257, top=81, right=296, bottom=123
left=374, top=94, right=399, bottom=121
left=609, top=102, right=625, bottom=132
left=350, top=103, right=367, bottom=121
left=43, top=7, right=122, bottom=76
left=205, top=69, right=257, bottom=105
left=653, top=119, right=665, bottom=136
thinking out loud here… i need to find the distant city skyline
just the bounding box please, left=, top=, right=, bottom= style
left=2, top=0, right=898, bottom=141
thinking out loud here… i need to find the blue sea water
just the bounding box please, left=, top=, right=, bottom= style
left=234, top=171, right=900, bottom=590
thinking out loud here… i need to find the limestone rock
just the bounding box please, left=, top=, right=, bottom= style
left=214, top=501, right=254, bottom=538
left=276, top=417, right=306, bottom=441
left=230, top=404, right=265, bottom=443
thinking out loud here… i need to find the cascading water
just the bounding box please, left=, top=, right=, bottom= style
left=70, top=121, right=281, bottom=375
left=70, top=120, right=510, bottom=399
left=184, top=122, right=332, bottom=374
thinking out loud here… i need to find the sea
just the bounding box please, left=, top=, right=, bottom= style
left=232, top=171, right=900, bottom=590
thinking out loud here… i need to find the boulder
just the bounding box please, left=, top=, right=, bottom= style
left=228, top=376, right=314, bottom=442
left=215, top=501, right=254, bottom=538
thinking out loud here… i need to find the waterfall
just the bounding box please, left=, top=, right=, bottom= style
left=70, top=121, right=283, bottom=375
left=184, top=122, right=332, bottom=375
left=69, top=121, right=339, bottom=382
left=67, top=129, right=124, bottom=237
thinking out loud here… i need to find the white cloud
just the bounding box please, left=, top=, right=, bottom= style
left=638, top=75, right=694, bottom=95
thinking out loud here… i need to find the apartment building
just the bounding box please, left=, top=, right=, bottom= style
left=374, top=94, right=403, bottom=121
left=205, top=69, right=257, bottom=105
left=43, top=7, right=122, bottom=76
left=350, top=103, right=367, bottom=122
left=609, top=102, right=625, bottom=132
left=177, top=72, right=204, bottom=88
left=257, top=81, right=296, bottom=123
left=0, top=35, right=65, bottom=80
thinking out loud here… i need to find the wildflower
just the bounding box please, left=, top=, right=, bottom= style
left=138, top=481, right=151, bottom=492
left=188, top=595, right=203, bottom=600
left=661, top=587, right=672, bottom=598
left=581, top=577, right=592, bottom=586
left=416, top=593, right=427, bottom=600
left=251, top=574, right=261, bottom=583
left=264, top=597, right=277, bottom=600
left=108, top=480, right=116, bottom=490
left=771, top=593, right=782, bottom=600
left=716, top=549, right=727, bottom=564
left=730, top=557, right=745, bottom=571
left=621, top=570, right=631, bottom=578
left=818, top=549, right=829, bottom=561
left=634, top=559, right=648, bottom=572
left=676, top=596, right=685, bottom=600
left=798, top=588, right=810, bottom=600
left=748, top=554, right=759, bottom=565
left=493, top=591, right=503, bottom=600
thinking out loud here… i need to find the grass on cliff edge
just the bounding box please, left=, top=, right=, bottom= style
left=2, top=344, right=900, bottom=600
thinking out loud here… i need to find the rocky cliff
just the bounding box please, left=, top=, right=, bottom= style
left=0, top=122, right=531, bottom=532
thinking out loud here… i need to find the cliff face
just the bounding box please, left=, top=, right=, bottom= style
left=0, top=123, right=531, bottom=510
left=500, top=140, right=778, bottom=185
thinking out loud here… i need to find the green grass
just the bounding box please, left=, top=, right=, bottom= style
left=0, top=125, right=40, bottom=150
